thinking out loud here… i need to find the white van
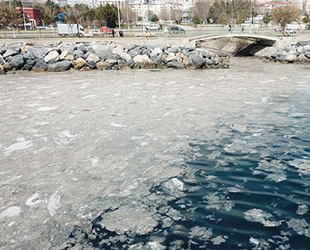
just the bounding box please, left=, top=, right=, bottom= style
left=146, top=24, right=161, bottom=30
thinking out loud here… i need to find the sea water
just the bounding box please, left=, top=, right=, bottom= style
left=0, top=58, right=310, bottom=249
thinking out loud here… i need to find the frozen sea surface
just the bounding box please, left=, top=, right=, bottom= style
left=0, top=58, right=310, bottom=249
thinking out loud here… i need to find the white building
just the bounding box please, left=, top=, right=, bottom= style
left=94, top=0, right=126, bottom=8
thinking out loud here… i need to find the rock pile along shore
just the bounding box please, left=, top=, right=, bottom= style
left=255, top=41, right=310, bottom=63
left=0, top=41, right=229, bottom=74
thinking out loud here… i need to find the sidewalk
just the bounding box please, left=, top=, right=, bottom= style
left=0, top=37, right=194, bottom=47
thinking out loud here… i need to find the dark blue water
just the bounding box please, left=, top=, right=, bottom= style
left=63, top=63, right=310, bottom=249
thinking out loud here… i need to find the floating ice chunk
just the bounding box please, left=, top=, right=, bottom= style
left=249, top=237, right=260, bottom=246
left=110, top=122, right=127, bottom=128
left=296, top=205, right=309, bottom=215
left=212, top=236, right=226, bottom=245
left=36, top=122, right=50, bottom=126
left=167, top=207, right=182, bottom=221
left=131, top=135, right=145, bottom=140
left=47, top=191, right=61, bottom=216
left=266, top=173, right=287, bottom=183
left=189, top=226, right=212, bottom=241
left=244, top=209, right=282, bottom=227
left=57, top=130, right=76, bottom=138
left=204, top=193, right=234, bottom=212
left=147, top=242, right=166, bottom=250
left=287, top=219, right=310, bottom=237
left=37, top=106, right=58, bottom=111
left=54, top=130, right=77, bottom=145
left=162, top=178, right=184, bottom=195
left=100, top=205, right=157, bottom=235
left=25, top=192, right=41, bottom=207
left=81, top=95, right=96, bottom=99
left=4, top=140, right=32, bottom=156
left=0, top=206, right=21, bottom=218
left=289, top=159, right=310, bottom=175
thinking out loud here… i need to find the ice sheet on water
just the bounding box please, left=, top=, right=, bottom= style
left=167, top=207, right=182, bottom=221
left=211, top=235, right=227, bottom=245
left=99, top=205, right=158, bottom=235
left=253, top=160, right=287, bottom=183
left=244, top=209, right=283, bottom=227
left=203, top=192, right=234, bottom=212
left=161, top=178, right=184, bottom=197
left=287, top=219, right=310, bottom=237
left=296, top=205, right=309, bottom=215
left=189, top=226, right=212, bottom=241
left=289, top=159, right=310, bottom=175
left=129, top=242, right=166, bottom=250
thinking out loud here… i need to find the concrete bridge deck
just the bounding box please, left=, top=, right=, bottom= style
left=190, top=34, right=279, bottom=44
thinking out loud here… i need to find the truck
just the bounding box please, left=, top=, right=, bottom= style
left=57, top=24, right=85, bottom=37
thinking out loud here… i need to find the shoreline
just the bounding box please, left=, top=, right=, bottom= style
left=0, top=39, right=229, bottom=74
left=1, top=35, right=310, bottom=74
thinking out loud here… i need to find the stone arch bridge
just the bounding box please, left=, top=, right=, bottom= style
left=189, top=34, right=279, bottom=56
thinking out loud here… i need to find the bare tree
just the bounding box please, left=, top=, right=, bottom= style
left=159, top=8, right=169, bottom=21
left=121, top=7, right=137, bottom=24
left=191, top=0, right=211, bottom=22
left=271, top=5, right=301, bottom=36
left=171, top=9, right=182, bottom=23
left=0, top=1, right=23, bottom=28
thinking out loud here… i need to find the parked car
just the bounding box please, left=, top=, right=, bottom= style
left=274, top=27, right=296, bottom=34
left=146, top=23, right=161, bottom=30
left=164, top=26, right=186, bottom=35
left=89, top=29, right=101, bottom=36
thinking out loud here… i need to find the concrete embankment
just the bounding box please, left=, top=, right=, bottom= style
left=0, top=39, right=230, bottom=74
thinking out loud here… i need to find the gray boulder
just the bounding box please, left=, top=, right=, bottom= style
left=73, top=50, right=86, bottom=59
left=167, top=45, right=179, bottom=53
left=167, top=61, right=185, bottom=69
left=92, top=45, right=111, bottom=59
left=128, top=47, right=141, bottom=58
left=3, top=48, right=20, bottom=58
left=23, top=46, right=46, bottom=60
left=32, top=59, right=48, bottom=72
left=23, top=59, right=36, bottom=71
left=124, top=44, right=136, bottom=52
left=59, top=45, right=74, bottom=55
left=107, top=53, right=120, bottom=60
left=3, top=62, right=12, bottom=71
left=0, top=46, right=7, bottom=55
left=86, top=61, right=96, bottom=69
left=0, top=55, right=5, bottom=65
left=302, top=49, right=310, bottom=59
left=189, top=52, right=204, bottom=68
left=77, top=45, right=87, bottom=53
left=296, top=41, right=310, bottom=47
left=47, top=60, right=71, bottom=72
left=126, top=59, right=135, bottom=68
left=6, top=54, right=25, bottom=69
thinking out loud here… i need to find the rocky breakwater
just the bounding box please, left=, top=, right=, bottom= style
left=0, top=41, right=229, bottom=74
left=254, top=40, right=310, bottom=63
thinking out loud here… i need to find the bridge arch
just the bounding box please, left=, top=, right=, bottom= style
left=190, top=34, right=279, bottom=56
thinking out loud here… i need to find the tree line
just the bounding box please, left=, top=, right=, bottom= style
left=0, top=0, right=303, bottom=35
